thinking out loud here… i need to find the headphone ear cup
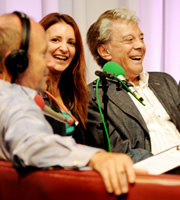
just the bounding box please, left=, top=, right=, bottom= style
left=5, top=49, right=29, bottom=74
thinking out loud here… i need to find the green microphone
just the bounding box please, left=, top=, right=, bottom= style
left=103, top=61, right=126, bottom=77
left=103, top=61, right=145, bottom=105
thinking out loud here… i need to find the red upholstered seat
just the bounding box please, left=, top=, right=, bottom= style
left=1, top=159, right=180, bottom=200
left=0, top=160, right=116, bottom=200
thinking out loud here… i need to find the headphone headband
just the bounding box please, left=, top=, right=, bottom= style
left=13, top=11, right=30, bottom=52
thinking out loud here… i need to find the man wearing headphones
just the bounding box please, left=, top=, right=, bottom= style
left=0, top=12, right=142, bottom=196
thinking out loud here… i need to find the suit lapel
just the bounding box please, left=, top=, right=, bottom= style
left=148, top=73, right=172, bottom=114
left=107, top=82, right=148, bottom=132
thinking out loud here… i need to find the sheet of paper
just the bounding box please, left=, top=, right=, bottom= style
left=134, top=146, right=180, bottom=175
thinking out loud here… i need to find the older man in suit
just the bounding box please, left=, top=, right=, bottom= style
left=85, top=7, right=180, bottom=163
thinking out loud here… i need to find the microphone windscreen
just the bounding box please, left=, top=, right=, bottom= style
left=103, top=61, right=125, bottom=77
left=34, top=94, right=45, bottom=110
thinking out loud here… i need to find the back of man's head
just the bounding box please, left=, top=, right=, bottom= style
left=0, top=12, right=31, bottom=83
left=0, top=14, right=21, bottom=74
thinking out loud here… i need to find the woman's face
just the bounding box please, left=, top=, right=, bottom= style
left=46, top=21, right=76, bottom=73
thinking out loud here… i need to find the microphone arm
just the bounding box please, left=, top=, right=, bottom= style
left=43, top=105, right=74, bottom=126
left=102, top=61, right=145, bottom=106
left=95, top=70, right=115, bottom=79
left=34, top=94, right=74, bottom=126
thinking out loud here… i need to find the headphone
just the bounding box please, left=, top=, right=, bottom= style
left=5, top=11, right=30, bottom=83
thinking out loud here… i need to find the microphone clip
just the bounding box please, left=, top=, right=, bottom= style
left=95, top=70, right=115, bottom=80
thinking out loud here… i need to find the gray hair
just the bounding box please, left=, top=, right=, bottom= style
left=87, top=7, right=139, bottom=67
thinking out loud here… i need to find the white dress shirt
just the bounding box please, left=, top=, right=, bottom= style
left=129, top=71, right=180, bottom=155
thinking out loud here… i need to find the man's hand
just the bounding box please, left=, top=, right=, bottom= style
left=88, top=152, right=136, bottom=196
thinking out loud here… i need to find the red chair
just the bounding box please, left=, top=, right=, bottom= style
left=1, top=159, right=180, bottom=200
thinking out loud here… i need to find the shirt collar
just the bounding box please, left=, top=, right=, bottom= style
left=138, top=71, right=149, bottom=88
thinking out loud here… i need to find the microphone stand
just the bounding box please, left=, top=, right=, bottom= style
left=94, top=71, right=112, bottom=151
left=101, top=74, right=109, bottom=132
left=94, top=71, right=124, bottom=151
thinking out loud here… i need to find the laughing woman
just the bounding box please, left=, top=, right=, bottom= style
left=39, top=13, right=88, bottom=143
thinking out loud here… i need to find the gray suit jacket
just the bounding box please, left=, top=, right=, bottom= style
left=86, top=72, right=180, bottom=161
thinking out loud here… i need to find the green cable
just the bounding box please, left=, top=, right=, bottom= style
left=96, top=78, right=112, bottom=152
